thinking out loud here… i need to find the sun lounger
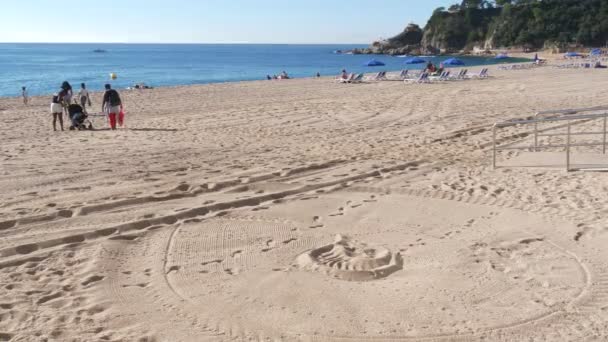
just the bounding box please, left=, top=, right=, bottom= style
left=336, top=73, right=355, bottom=83
left=350, top=73, right=365, bottom=83
left=448, top=69, right=468, bottom=80
left=384, top=70, right=411, bottom=81
left=470, top=68, right=489, bottom=78
left=405, top=72, right=429, bottom=84
left=429, top=71, right=450, bottom=82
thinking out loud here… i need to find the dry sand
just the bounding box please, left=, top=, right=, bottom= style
left=2, top=64, right=608, bottom=341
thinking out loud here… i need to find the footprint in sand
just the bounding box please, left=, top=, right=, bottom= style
left=201, top=259, right=223, bottom=266
left=82, top=275, right=105, bottom=287
left=166, top=266, right=180, bottom=275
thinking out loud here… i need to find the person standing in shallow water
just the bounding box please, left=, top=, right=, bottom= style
left=102, top=84, right=122, bottom=130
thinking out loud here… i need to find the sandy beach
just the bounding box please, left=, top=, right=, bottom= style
left=2, top=64, right=608, bottom=341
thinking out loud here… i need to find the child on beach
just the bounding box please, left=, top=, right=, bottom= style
left=50, top=94, right=64, bottom=131
left=79, top=83, right=91, bottom=112
left=21, top=87, right=28, bottom=105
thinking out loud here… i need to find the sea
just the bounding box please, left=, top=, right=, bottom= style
left=0, top=44, right=529, bottom=97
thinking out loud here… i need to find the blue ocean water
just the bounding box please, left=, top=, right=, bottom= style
left=0, top=44, right=527, bottom=97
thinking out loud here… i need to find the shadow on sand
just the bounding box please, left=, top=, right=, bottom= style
left=128, top=128, right=179, bottom=132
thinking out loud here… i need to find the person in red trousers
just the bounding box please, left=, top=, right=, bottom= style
left=101, top=84, right=122, bottom=130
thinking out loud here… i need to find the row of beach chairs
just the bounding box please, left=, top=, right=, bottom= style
left=404, top=69, right=490, bottom=83
left=554, top=62, right=597, bottom=69
left=336, top=69, right=490, bottom=84
left=499, top=63, right=538, bottom=70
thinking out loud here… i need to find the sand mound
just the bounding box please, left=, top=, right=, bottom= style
left=296, top=234, right=403, bottom=281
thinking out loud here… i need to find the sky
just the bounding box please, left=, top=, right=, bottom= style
left=0, top=0, right=455, bottom=44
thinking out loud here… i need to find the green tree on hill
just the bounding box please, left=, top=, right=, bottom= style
left=421, top=0, right=608, bottom=51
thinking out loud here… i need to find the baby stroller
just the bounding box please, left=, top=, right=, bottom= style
left=67, top=104, right=93, bottom=130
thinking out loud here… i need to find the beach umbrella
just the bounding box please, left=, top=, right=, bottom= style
left=404, top=57, right=426, bottom=64
left=443, top=58, right=465, bottom=66
left=591, top=48, right=602, bottom=56
left=495, top=53, right=509, bottom=59
left=564, top=52, right=582, bottom=57
left=364, top=59, right=385, bottom=67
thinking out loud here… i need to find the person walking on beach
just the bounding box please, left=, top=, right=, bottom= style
left=60, top=81, right=73, bottom=116
left=50, top=93, right=64, bottom=131
left=102, top=84, right=122, bottom=130
left=78, top=83, right=91, bottom=113
left=21, top=87, right=28, bottom=105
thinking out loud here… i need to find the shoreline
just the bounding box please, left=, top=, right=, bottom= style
left=1, top=61, right=533, bottom=100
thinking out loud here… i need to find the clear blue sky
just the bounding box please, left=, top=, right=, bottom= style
left=0, top=0, right=454, bottom=44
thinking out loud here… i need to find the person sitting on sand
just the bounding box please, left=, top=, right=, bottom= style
left=316, top=72, right=321, bottom=78
left=266, top=75, right=272, bottom=80
left=134, top=82, right=153, bottom=89
left=272, top=75, right=278, bottom=80
left=340, top=69, right=348, bottom=79
left=433, top=63, right=444, bottom=76
left=595, top=61, right=607, bottom=69
left=50, top=93, right=64, bottom=131
left=280, top=71, right=290, bottom=79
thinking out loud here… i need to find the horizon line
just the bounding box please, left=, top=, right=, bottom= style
left=0, top=42, right=370, bottom=45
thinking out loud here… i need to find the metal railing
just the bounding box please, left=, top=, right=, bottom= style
left=533, top=106, right=608, bottom=153
left=493, top=111, right=608, bottom=171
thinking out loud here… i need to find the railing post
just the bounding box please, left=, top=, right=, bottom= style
left=566, top=120, right=571, bottom=172
left=492, top=125, right=497, bottom=169
left=603, top=113, right=607, bottom=154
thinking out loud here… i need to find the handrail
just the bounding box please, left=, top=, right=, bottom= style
left=533, top=107, right=608, bottom=152
left=495, top=112, right=608, bottom=128
left=535, top=106, right=608, bottom=116
left=493, top=111, right=608, bottom=171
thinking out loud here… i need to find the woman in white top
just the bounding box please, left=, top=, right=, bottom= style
left=79, top=83, right=91, bottom=111
left=50, top=93, right=64, bottom=131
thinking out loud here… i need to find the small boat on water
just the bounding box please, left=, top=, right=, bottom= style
left=93, top=49, right=107, bottom=53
